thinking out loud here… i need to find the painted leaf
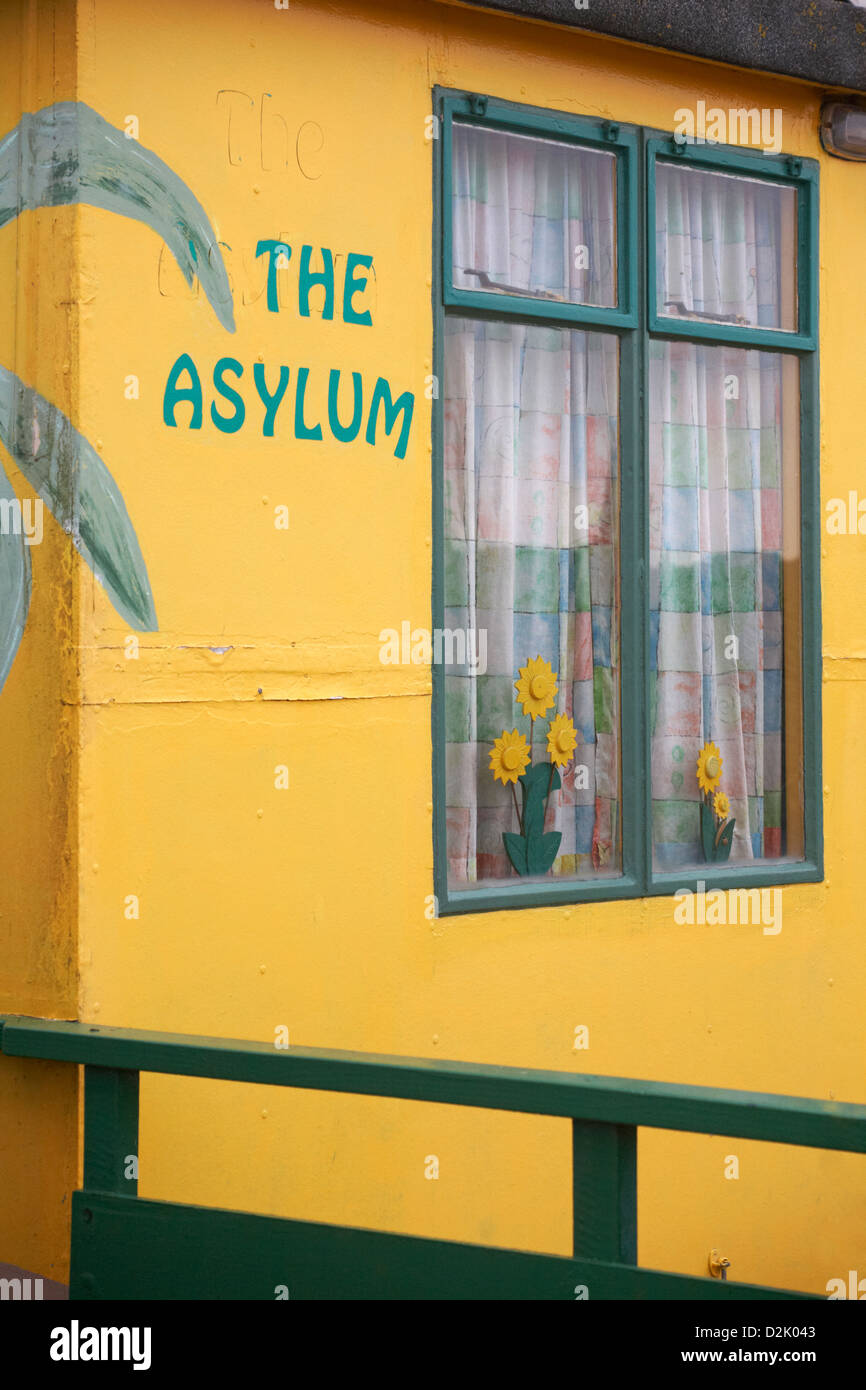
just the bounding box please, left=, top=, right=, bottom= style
left=526, top=830, right=561, bottom=876
left=0, top=100, right=235, bottom=690
left=503, top=832, right=528, bottom=877
left=0, top=458, right=31, bottom=692
left=0, top=366, right=156, bottom=632
left=0, top=102, right=234, bottom=332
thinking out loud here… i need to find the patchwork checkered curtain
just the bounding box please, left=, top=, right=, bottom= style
left=655, top=163, right=796, bottom=331
left=443, top=319, right=620, bottom=885
left=651, top=166, right=793, bottom=868
left=451, top=122, right=617, bottom=306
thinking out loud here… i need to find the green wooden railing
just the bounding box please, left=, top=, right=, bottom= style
left=2, top=1014, right=864, bottom=1300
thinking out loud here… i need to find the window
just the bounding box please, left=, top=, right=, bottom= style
left=432, top=91, right=821, bottom=914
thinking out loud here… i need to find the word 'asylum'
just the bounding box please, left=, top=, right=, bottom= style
left=161, top=241, right=415, bottom=458
left=163, top=356, right=414, bottom=459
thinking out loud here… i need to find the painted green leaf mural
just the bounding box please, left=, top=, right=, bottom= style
left=0, top=458, right=31, bottom=691
left=0, top=102, right=235, bottom=332
left=0, top=101, right=235, bottom=692
left=0, top=366, right=157, bottom=632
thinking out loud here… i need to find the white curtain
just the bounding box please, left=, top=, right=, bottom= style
left=452, top=122, right=617, bottom=307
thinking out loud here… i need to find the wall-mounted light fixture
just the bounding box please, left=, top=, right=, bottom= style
left=820, top=102, right=866, bottom=160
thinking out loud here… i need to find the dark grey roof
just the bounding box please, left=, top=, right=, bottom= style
left=457, top=1, right=866, bottom=93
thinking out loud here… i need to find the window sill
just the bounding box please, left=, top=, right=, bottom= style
left=436, top=860, right=823, bottom=917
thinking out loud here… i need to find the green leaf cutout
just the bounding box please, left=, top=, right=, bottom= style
left=522, top=760, right=561, bottom=797
left=714, top=818, right=736, bottom=862
left=526, top=830, right=562, bottom=876
left=521, top=784, right=545, bottom=841
left=503, top=832, right=528, bottom=877
left=700, top=801, right=736, bottom=862
left=520, top=761, right=560, bottom=840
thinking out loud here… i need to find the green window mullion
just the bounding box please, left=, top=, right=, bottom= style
left=636, top=125, right=652, bottom=896
left=618, top=329, right=646, bottom=894
left=798, top=348, right=823, bottom=876
left=431, top=90, right=448, bottom=915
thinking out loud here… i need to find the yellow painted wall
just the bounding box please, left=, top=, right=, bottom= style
left=0, top=0, right=80, bottom=1283
left=2, top=0, right=865, bottom=1293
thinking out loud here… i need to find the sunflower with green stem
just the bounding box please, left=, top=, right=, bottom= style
left=489, top=656, right=578, bottom=876
left=696, top=740, right=735, bottom=861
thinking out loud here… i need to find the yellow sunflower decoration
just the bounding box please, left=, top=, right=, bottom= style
left=696, top=741, right=723, bottom=795
left=514, top=655, right=558, bottom=721
left=696, top=739, right=734, bottom=862
left=546, top=713, right=578, bottom=768
left=489, top=728, right=531, bottom=785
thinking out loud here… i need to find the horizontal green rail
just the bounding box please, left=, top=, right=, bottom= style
left=2, top=1015, right=865, bottom=1151
left=3, top=1014, right=864, bottom=1298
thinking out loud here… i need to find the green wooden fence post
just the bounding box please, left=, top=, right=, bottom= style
left=572, top=1119, right=637, bottom=1263
left=83, top=1066, right=140, bottom=1196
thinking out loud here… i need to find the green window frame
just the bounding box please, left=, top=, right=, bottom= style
left=432, top=88, right=822, bottom=916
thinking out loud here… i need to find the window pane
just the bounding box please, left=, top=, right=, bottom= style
left=443, top=318, right=621, bottom=890
left=655, top=164, right=797, bottom=332
left=451, top=123, right=617, bottom=307
left=649, top=342, right=803, bottom=870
